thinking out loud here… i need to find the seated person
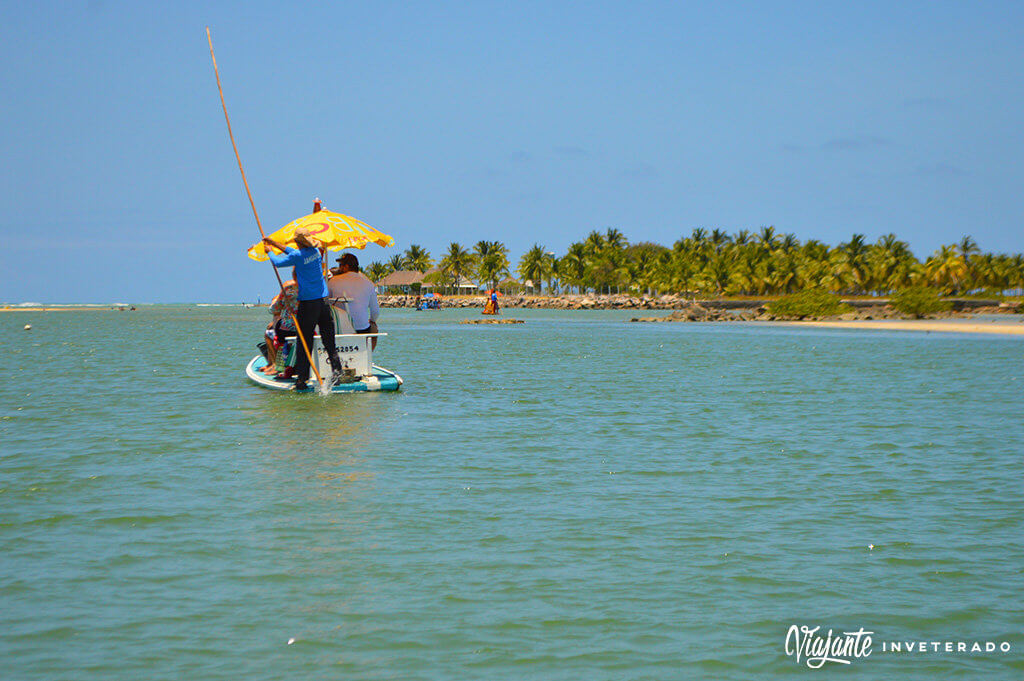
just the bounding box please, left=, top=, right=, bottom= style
left=265, top=279, right=299, bottom=375
left=327, top=253, right=381, bottom=349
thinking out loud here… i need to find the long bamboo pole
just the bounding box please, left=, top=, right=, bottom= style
left=206, top=27, right=324, bottom=391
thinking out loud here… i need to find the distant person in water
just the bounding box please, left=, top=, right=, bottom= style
left=262, top=227, right=342, bottom=390
left=328, top=253, right=381, bottom=350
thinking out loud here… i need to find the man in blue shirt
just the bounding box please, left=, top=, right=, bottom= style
left=263, top=227, right=342, bottom=391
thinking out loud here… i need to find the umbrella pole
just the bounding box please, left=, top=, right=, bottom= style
left=206, top=27, right=324, bottom=391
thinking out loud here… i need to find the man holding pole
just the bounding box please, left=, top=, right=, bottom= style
left=263, top=227, right=342, bottom=391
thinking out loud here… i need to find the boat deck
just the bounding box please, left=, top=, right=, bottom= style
left=245, top=356, right=403, bottom=393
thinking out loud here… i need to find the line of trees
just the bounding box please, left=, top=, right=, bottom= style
left=365, top=228, right=1024, bottom=297
left=365, top=240, right=511, bottom=291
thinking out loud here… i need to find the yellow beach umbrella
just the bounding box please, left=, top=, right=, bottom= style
left=247, top=209, right=394, bottom=261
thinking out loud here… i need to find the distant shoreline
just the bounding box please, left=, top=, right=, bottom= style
left=781, top=320, right=1024, bottom=336
left=0, top=306, right=122, bottom=312
left=4, top=302, right=1022, bottom=335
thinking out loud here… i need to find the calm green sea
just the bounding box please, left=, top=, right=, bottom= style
left=2, top=307, right=1022, bottom=679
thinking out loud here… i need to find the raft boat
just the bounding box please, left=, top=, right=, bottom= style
left=245, top=297, right=403, bottom=394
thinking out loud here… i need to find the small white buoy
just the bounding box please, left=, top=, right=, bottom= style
left=287, top=638, right=295, bottom=645
left=24, top=324, right=31, bottom=330
left=868, top=544, right=875, bottom=550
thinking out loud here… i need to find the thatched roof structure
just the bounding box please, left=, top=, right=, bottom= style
left=377, top=270, right=426, bottom=287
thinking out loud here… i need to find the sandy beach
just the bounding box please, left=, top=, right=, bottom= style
left=0, top=307, right=120, bottom=312
left=785, top=320, right=1024, bottom=336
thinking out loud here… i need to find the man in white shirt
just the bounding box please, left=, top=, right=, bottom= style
left=328, top=253, right=381, bottom=349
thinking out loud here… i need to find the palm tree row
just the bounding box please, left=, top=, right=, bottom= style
left=528, top=229, right=1024, bottom=296
left=365, top=241, right=511, bottom=292
left=363, top=229, right=1024, bottom=296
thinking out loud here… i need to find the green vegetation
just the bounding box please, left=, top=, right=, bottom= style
left=438, top=242, right=475, bottom=287
left=528, top=228, right=1023, bottom=297
left=474, top=240, right=511, bottom=291
left=767, top=288, right=853, bottom=319
left=402, top=244, right=433, bottom=272
left=890, top=286, right=953, bottom=318
left=365, top=261, right=389, bottom=283
left=363, top=229, right=1024, bottom=297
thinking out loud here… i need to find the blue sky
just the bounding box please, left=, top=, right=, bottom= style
left=2, top=1, right=1022, bottom=302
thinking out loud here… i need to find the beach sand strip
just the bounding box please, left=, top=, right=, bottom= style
left=785, top=320, right=1024, bottom=336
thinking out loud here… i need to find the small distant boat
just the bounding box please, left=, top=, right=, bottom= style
left=245, top=298, right=402, bottom=394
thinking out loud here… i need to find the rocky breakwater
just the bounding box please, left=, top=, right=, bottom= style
left=501, top=293, right=739, bottom=310
left=378, top=293, right=684, bottom=309
left=380, top=293, right=1021, bottom=314
left=631, top=303, right=755, bottom=323
left=379, top=295, right=479, bottom=308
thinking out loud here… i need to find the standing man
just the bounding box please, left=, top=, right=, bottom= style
left=263, top=227, right=342, bottom=391
left=328, top=253, right=381, bottom=350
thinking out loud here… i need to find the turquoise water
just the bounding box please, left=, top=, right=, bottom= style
left=2, top=307, right=1022, bottom=679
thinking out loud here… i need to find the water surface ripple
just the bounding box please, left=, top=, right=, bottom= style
left=2, top=307, right=1022, bottom=679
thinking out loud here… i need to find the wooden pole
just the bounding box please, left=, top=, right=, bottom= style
left=206, top=27, right=324, bottom=391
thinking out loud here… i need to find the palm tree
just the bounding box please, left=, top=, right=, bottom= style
left=627, top=242, right=670, bottom=295
left=589, top=247, right=630, bottom=294
left=517, top=244, right=550, bottom=293
left=1010, top=254, right=1024, bottom=295
left=758, top=225, right=778, bottom=250
left=386, top=254, right=404, bottom=273
left=971, top=253, right=1002, bottom=292
left=604, top=228, right=628, bottom=251
left=867, top=234, right=914, bottom=293
left=703, top=253, right=733, bottom=294
left=559, top=243, right=588, bottom=293
left=958, top=235, right=980, bottom=261
left=403, top=244, right=432, bottom=272
left=710, top=228, right=730, bottom=251
left=584, top=230, right=606, bottom=256
left=475, top=240, right=510, bottom=291
left=438, top=242, right=476, bottom=292
left=925, top=244, right=968, bottom=294
left=838, top=234, right=870, bottom=293
left=957, top=235, right=980, bottom=291
left=544, top=251, right=560, bottom=293
left=365, top=261, right=389, bottom=284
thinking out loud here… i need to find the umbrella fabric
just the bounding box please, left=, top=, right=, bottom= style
left=247, top=210, right=394, bottom=261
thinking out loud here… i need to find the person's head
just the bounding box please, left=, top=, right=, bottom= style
left=335, top=253, right=359, bottom=273
left=293, top=227, right=319, bottom=249
left=283, top=279, right=297, bottom=291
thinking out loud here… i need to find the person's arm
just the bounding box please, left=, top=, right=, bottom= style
left=368, top=285, right=380, bottom=323
left=265, top=241, right=300, bottom=267
left=263, top=236, right=287, bottom=253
